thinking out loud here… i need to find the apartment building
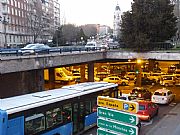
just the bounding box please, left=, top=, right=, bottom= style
left=0, top=0, right=61, bottom=48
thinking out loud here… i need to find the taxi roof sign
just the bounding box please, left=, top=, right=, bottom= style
left=97, top=96, right=139, bottom=113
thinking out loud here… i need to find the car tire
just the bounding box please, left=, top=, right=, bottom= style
left=147, top=116, right=151, bottom=122
left=155, top=109, right=159, bottom=116
left=122, top=82, right=126, bottom=86
left=165, top=83, right=169, bottom=87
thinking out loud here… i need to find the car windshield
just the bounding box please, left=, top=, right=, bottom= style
left=163, top=76, right=173, bottom=80
left=119, top=97, right=127, bottom=100
left=154, top=92, right=166, bottom=96
left=23, top=44, right=36, bottom=49
left=128, top=96, right=137, bottom=100
left=86, top=43, right=95, bottom=46
left=23, top=44, right=50, bottom=49
left=132, top=89, right=143, bottom=93
left=139, top=105, right=145, bottom=110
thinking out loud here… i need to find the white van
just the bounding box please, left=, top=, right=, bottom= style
left=160, top=75, right=175, bottom=87
left=85, top=41, right=98, bottom=48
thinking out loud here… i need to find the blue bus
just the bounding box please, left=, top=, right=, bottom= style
left=0, top=82, right=118, bottom=135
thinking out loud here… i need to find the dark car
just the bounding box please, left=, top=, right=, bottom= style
left=130, top=87, right=152, bottom=100
left=134, top=77, right=156, bottom=85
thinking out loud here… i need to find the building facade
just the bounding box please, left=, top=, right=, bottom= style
left=98, top=25, right=110, bottom=36
left=0, top=0, right=61, bottom=48
left=113, top=3, right=121, bottom=39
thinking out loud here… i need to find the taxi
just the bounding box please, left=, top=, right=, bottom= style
left=103, top=76, right=129, bottom=85
left=151, top=88, right=175, bottom=104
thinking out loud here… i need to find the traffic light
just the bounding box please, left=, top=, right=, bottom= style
left=135, top=69, right=139, bottom=74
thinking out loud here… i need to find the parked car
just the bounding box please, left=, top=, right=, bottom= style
left=118, top=94, right=138, bottom=101
left=148, top=72, right=166, bottom=83
left=160, top=75, right=176, bottom=87
left=137, top=100, right=159, bottom=121
left=134, top=77, right=156, bottom=85
left=19, top=43, right=51, bottom=55
left=130, top=87, right=152, bottom=100
left=103, top=76, right=129, bottom=85
left=125, top=72, right=136, bottom=80
left=151, top=88, right=175, bottom=104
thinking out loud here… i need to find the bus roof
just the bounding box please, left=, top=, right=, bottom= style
left=0, top=82, right=117, bottom=115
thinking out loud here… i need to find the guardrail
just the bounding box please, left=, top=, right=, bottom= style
left=0, top=45, right=119, bottom=57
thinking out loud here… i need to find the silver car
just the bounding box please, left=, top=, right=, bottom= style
left=19, top=43, right=50, bottom=55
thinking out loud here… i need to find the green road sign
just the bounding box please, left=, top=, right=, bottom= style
left=98, top=118, right=138, bottom=135
left=97, top=128, right=118, bottom=135
left=98, top=107, right=138, bottom=125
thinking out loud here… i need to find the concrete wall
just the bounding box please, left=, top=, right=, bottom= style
left=0, top=69, right=44, bottom=98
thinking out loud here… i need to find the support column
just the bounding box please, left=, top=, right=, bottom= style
left=148, top=59, right=156, bottom=72
left=80, top=64, right=86, bottom=82
left=36, top=69, right=44, bottom=91
left=49, top=68, right=55, bottom=89
left=88, top=62, right=94, bottom=82
left=135, top=60, right=142, bottom=87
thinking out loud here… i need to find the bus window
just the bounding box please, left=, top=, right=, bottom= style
left=92, top=99, right=97, bottom=112
left=46, top=107, right=63, bottom=128
left=62, top=103, right=72, bottom=122
left=85, top=101, right=91, bottom=115
left=25, top=113, right=45, bottom=135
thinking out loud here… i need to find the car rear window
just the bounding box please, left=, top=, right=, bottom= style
left=154, top=92, right=166, bottom=96
left=119, top=97, right=127, bottom=100
left=139, top=105, right=145, bottom=110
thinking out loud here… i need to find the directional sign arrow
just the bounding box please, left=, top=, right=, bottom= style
left=130, top=104, right=135, bottom=111
left=129, top=116, right=135, bottom=124
left=129, top=128, right=135, bottom=135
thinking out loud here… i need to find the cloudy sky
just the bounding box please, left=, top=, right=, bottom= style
left=59, top=0, right=133, bottom=28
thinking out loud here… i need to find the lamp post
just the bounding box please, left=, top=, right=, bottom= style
left=81, top=37, right=83, bottom=46
left=136, top=59, right=142, bottom=87
left=0, top=15, right=9, bottom=48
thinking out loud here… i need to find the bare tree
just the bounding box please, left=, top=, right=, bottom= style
left=27, top=0, right=47, bottom=43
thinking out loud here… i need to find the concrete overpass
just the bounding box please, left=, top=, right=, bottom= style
left=0, top=50, right=180, bottom=98
left=1, top=50, right=180, bottom=74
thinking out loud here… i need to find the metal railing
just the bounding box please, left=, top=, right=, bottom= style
left=0, top=45, right=120, bottom=57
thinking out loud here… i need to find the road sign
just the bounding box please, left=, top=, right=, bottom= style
left=97, top=96, right=139, bottom=113
left=97, top=128, right=118, bottom=135
left=97, top=107, right=138, bottom=125
left=98, top=118, right=138, bottom=135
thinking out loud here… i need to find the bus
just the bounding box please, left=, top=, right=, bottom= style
left=0, top=82, right=118, bottom=135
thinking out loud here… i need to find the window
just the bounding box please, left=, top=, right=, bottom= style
left=167, top=91, right=172, bottom=96
left=92, top=98, right=97, bottom=112
left=46, top=107, right=63, bottom=128
left=25, top=113, right=45, bottom=135
left=85, top=101, right=91, bottom=115
left=139, top=105, right=145, bottom=110
left=154, top=92, right=166, bottom=96
left=63, top=103, right=72, bottom=122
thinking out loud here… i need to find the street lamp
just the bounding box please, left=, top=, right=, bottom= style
left=81, top=37, right=83, bottom=45
left=0, top=15, right=9, bottom=48
left=136, top=59, right=142, bottom=87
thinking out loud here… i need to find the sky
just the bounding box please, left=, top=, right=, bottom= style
left=59, top=0, right=133, bottom=28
